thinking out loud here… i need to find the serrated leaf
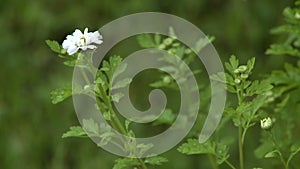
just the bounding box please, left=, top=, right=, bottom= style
left=98, top=132, right=115, bottom=146
left=194, top=36, right=214, bottom=52
left=62, top=126, right=87, bottom=138
left=144, top=156, right=168, bottom=166
left=112, top=63, right=127, bottom=80
left=246, top=57, right=255, bottom=72
left=246, top=80, right=273, bottom=96
left=46, top=40, right=61, bottom=53
left=82, top=119, right=99, bottom=135
left=229, top=55, right=239, bottom=69
left=178, top=139, right=229, bottom=164
left=137, top=34, right=156, bottom=48
left=266, top=44, right=300, bottom=57
left=210, top=72, right=226, bottom=84
left=112, top=93, right=125, bottom=103
left=152, top=109, right=176, bottom=125
left=50, top=87, right=72, bottom=104
left=113, top=158, right=140, bottom=169
left=177, top=139, right=215, bottom=155
left=63, top=59, right=77, bottom=67
left=125, top=120, right=131, bottom=132
left=103, top=111, right=111, bottom=121
left=112, top=78, right=132, bottom=90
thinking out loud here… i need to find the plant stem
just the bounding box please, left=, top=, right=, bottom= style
left=236, top=86, right=244, bottom=169
left=138, top=158, right=147, bottom=169
left=287, top=147, right=300, bottom=167
left=208, top=155, right=219, bottom=169
left=80, top=68, right=91, bottom=86
left=238, top=126, right=244, bottom=169
left=268, top=132, right=289, bottom=169
left=225, top=160, right=236, bottom=169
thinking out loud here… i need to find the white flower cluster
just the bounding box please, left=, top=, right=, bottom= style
left=62, top=28, right=103, bottom=55
left=234, top=65, right=249, bottom=84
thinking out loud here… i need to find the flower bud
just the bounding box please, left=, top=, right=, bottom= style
left=84, top=85, right=90, bottom=90
left=163, top=38, right=173, bottom=46
left=184, top=49, right=192, bottom=54
left=172, top=43, right=180, bottom=47
left=234, top=69, right=240, bottom=74
left=238, top=65, right=247, bottom=72
left=158, top=44, right=166, bottom=50
left=241, top=73, right=248, bottom=79
left=234, top=79, right=241, bottom=84
left=163, top=76, right=172, bottom=84
left=61, top=48, right=67, bottom=54
left=260, top=117, right=273, bottom=130
left=295, top=13, right=300, bottom=19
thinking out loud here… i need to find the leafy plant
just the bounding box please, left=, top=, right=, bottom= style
left=47, top=2, right=300, bottom=168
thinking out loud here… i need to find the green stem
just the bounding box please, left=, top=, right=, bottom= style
left=80, top=68, right=91, bottom=86
left=287, top=147, right=300, bottom=167
left=238, top=126, right=244, bottom=169
left=208, top=155, right=219, bottom=169
left=268, top=132, right=289, bottom=169
left=236, top=85, right=244, bottom=169
left=138, top=158, right=148, bottom=169
left=225, top=160, right=236, bottom=169
left=107, top=98, right=127, bottom=135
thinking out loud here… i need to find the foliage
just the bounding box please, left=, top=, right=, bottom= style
left=46, top=1, right=300, bottom=167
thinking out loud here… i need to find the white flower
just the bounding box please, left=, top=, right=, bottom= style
left=62, top=28, right=103, bottom=55
left=260, top=117, right=273, bottom=130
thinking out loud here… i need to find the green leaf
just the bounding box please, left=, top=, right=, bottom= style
left=266, top=44, right=300, bottom=57
left=46, top=40, right=61, bottom=53
left=125, top=120, right=132, bottom=132
left=210, top=72, right=226, bottom=84
left=62, top=126, right=87, bottom=138
left=194, top=36, right=214, bottom=52
left=178, top=139, right=229, bottom=164
left=177, top=139, right=215, bottom=155
left=82, top=119, right=99, bottom=135
left=154, top=34, right=161, bottom=45
left=112, top=93, right=125, bottom=103
left=103, top=111, right=111, bottom=121
left=229, top=55, right=239, bottom=69
left=98, top=131, right=115, bottom=146
left=113, top=158, right=140, bottom=169
left=264, top=150, right=279, bottom=158
left=168, top=27, right=177, bottom=39
left=105, top=55, right=123, bottom=79
left=50, top=87, right=72, bottom=104
left=112, top=78, right=132, bottom=90
left=255, top=141, right=275, bottom=158
left=246, top=57, right=255, bottom=72
left=137, top=34, right=156, bottom=48
left=63, top=59, right=77, bottom=67
left=152, top=109, right=176, bottom=125
left=144, top=156, right=168, bottom=166
left=246, top=80, right=273, bottom=96
left=112, top=63, right=127, bottom=80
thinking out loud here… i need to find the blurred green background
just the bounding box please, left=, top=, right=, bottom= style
left=0, top=0, right=294, bottom=168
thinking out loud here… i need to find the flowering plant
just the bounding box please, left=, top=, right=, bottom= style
left=47, top=2, right=300, bottom=168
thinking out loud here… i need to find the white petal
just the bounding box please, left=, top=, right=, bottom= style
left=73, top=29, right=83, bottom=38
left=67, top=45, right=78, bottom=55
left=93, top=39, right=103, bottom=45
left=84, top=28, right=89, bottom=34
